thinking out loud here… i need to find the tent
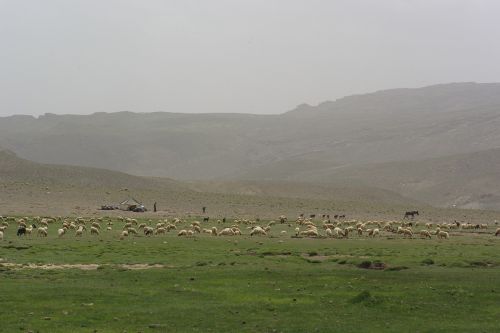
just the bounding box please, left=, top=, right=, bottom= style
left=119, top=197, right=146, bottom=212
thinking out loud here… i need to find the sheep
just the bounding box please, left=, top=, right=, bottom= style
left=123, top=222, right=132, bottom=230
left=211, top=226, right=218, bottom=236
left=280, top=230, right=287, bottom=236
left=155, top=227, right=166, bottom=235
left=193, top=225, right=201, bottom=233
left=419, top=230, right=432, bottom=239
left=0, top=230, right=3, bottom=241
left=57, top=227, right=67, bottom=237
left=144, top=227, right=154, bottom=236
left=138, top=223, right=147, bottom=230
left=250, top=226, right=267, bottom=236
left=75, top=225, right=86, bottom=237
left=178, top=229, right=188, bottom=236
left=357, top=228, right=363, bottom=236
left=90, top=226, right=100, bottom=235
left=120, top=230, right=129, bottom=240
left=218, top=228, right=235, bottom=236
left=0, top=226, right=7, bottom=232
left=187, top=230, right=194, bottom=236
left=127, top=227, right=138, bottom=235
left=300, top=229, right=319, bottom=237
left=369, top=228, right=379, bottom=237
left=37, top=227, right=48, bottom=237
left=91, top=222, right=101, bottom=229
left=294, top=227, right=300, bottom=236
left=202, top=228, right=212, bottom=234
left=332, top=227, right=344, bottom=238
left=437, top=228, right=449, bottom=239
left=166, top=224, right=176, bottom=231
left=495, top=228, right=500, bottom=236
left=325, top=228, right=333, bottom=237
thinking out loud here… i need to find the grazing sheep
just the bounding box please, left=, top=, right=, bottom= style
left=211, top=227, right=218, bottom=236
left=75, top=225, right=86, bottom=237
left=37, top=227, right=48, bottom=237
left=123, top=222, right=132, bottom=230
left=127, top=228, right=138, bottom=235
left=0, top=230, right=3, bottom=241
left=178, top=229, right=188, bottom=236
left=155, top=227, right=166, bottom=235
left=437, top=229, right=449, bottom=239
left=281, top=230, right=287, bottom=236
left=106, top=226, right=112, bottom=231
left=57, top=227, right=67, bottom=237
left=138, top=223, right=146, bottom=230
left=250, top=226, right=267, bottom=236
left=419, top=230, right=432, bottom=239
left=144, top=227, right=154, bottom=236
left=202, top=228, right=212, bottom=234
left=369, top=228, right=380, bottom=237
left=90, top=227, right=100, bottom=235
left=325, top=228, right=333, bottom=237
left=495, top=228, right=500, bottom=236
left=295, top=227, right=300, bottom=236
left=193, top=225, right=201, bottom=233
left=120, top=230, right=129, bottom=240
left=300, top=229, right=319, bottom=237
left=219, top=228, right=235, bottom=236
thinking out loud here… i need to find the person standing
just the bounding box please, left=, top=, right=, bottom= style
left=202, top=206, right=206, bottom=214
left=153, top=202, right=157, bottom=212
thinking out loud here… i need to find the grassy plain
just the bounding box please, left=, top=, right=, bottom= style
left=0, top=216, right=499, bottom=333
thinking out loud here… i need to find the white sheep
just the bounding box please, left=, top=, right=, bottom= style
left=37, top=227, right=48, bottom=237
left=419, top=230, right=431, bottom=239
left=90, top=226, right=100, bottom=235
left=495, top=228, right=500, bottom=236
left=57, top=227, right=67, bottom=237
left=369, top=228, right=380, bottom=237
left=437, top=229, right=449, bottom=239
left=75, top=225, right=86, bottom=237
left=218, top=228, right=235, bottom=236
left=0, top=230, right=3, bottom=241
left=250, top=226, right=267, bottom=236
left=300, top=229, right=318, bottom=237
left=120, top=230, right=129, bottom=240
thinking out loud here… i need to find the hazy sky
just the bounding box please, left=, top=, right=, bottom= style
left=1, top=0, right=500, bottom=116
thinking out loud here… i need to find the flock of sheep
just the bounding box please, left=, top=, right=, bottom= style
left=1, top=214, right=499, bottom=242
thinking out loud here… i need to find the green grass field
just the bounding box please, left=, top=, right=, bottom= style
left=0, top=217, right=499, bottom=333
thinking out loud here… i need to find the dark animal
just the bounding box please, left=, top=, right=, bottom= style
left=309, top=214, right=316, bottom=218
left=222, top=217, right=226, bottom=223
left=203, top=217, right=209, bottom=222
left=17, top=227, right=26, bottom=236
left=403, top=211, right=419, bottom=219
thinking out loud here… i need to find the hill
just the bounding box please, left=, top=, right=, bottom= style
left=0, top=149, right=423, bottom=218
left=1, top=82, right=500, bottom=181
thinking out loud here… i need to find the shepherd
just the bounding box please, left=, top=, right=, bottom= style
left=153, top=202, right=157, bottom=212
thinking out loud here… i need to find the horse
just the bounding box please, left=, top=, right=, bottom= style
left=403, top=211, right=419, bottom=219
